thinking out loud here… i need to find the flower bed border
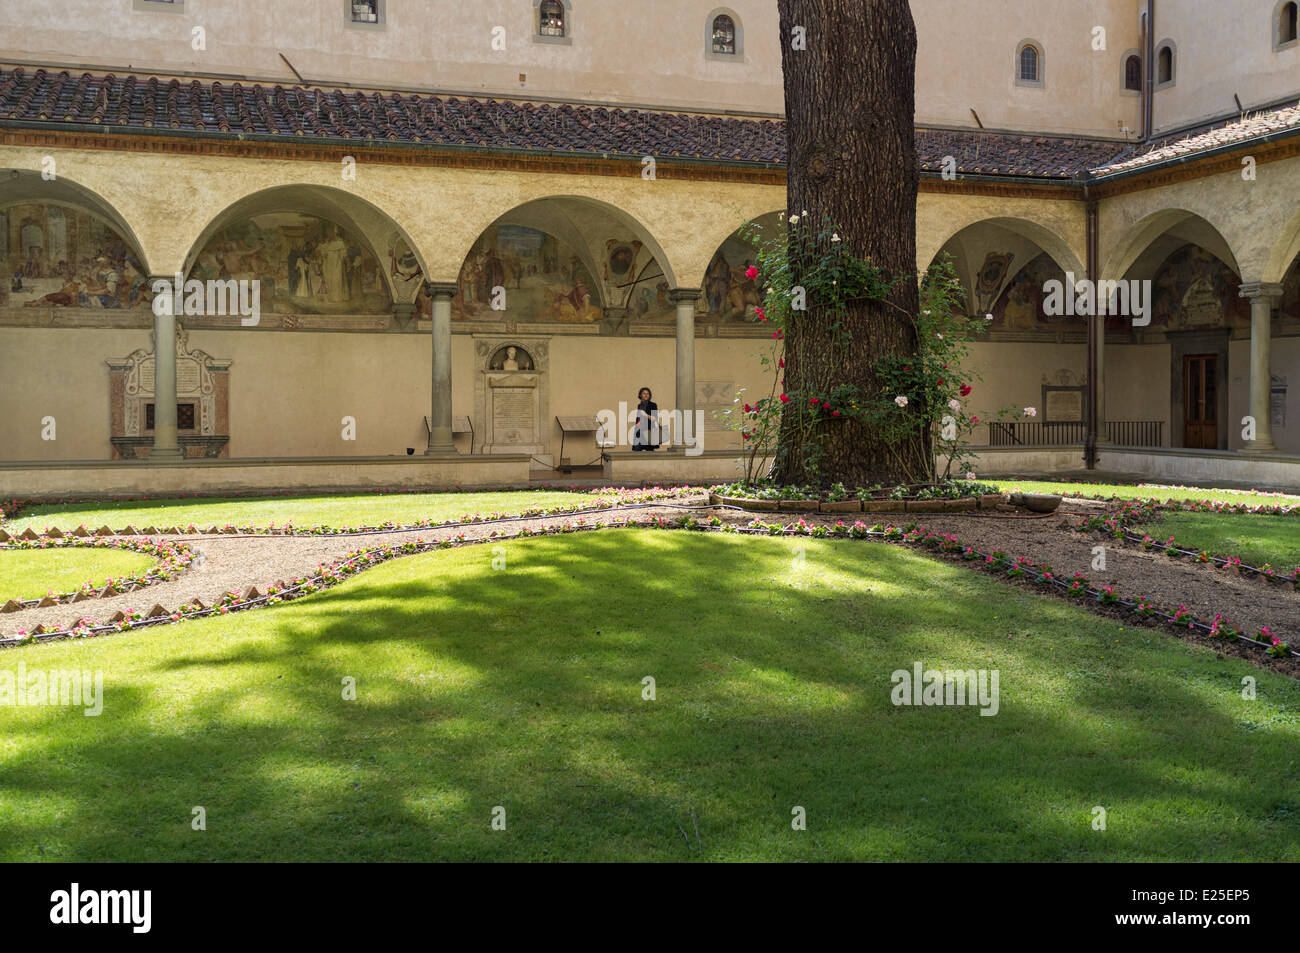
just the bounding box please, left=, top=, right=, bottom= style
left=0, top=536, right=196, bottom=614
left=0, top=486, right=703, bottom=540
left=4, top=505, right=1293, bottom=672
left=708, top=491, right=1008, bottom=514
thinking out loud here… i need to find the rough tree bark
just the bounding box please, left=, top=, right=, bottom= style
left=773, top=0, right=928, bottom=487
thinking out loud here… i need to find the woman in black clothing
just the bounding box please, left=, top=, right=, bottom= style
left=632, top=386, right=659, bottom=451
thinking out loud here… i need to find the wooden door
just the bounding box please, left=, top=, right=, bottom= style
left=1183, top=355, right=1218, bottom=449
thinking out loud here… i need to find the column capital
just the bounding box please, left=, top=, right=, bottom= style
left=1239, top=282, right=1284, bottom=300
left=668, top=287, right=701, bottom=304
left=423, top=280, right=459, bottom=300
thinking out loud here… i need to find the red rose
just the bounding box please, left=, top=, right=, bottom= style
left=960, top=384, right=973, bottom=397
left=780, top=393, right=790, bottom=403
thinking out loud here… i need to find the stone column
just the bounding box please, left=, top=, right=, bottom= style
left=425, top=281, right=459, bottom=456
left=148, top=275, right=182, bottom=461
left=670, top=288, right=700, bottom=446
left=1239, top=282, right=1282, bottom=453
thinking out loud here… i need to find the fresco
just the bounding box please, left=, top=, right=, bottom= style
left=437, top=224, right=604, bottom=323
left=188, top=212, right=389, bottom=314
left=1, top=204, right=150, bottom=309
left=988, top=253, right=1079, bottom=330
left=623, top=259, right=675, bottom=322
left=1135, top=243, right=1249, bottom=332
left=702, top=235, right=762, bottom=320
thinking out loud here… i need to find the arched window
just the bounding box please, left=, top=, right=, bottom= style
left=1015, top=41, right=1043, bottom=87
left=539, top=0, right=565, bottom=38
left=1124, top=54, right=1142, bottom=91
left=1020, top=45, right=1039, bottom=82
left=705, top=9, right=743, bottom=60
left=1156, top=42, right=1175, bottom=86
left=712, top=15, right=736, bottom=54
left=1279, top=1, right=1299, bottom=45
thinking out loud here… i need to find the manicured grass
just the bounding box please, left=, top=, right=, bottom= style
left=995, top=480, right=1300, bottom=507
left=0, top=548, right=157, bottom=602
left=1132, top=511, right=1300, bottom=568
left=1, top=490, right=600, bottom=534
left=2, top=531, right=1296, bottom=862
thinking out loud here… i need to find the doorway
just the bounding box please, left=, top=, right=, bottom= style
left=1183, top=354, right=1218, bottom=449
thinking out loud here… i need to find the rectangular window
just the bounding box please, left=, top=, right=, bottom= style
left=344, top=0, right=384, bottom=28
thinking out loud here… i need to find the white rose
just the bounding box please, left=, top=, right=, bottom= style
left=894, top=395, right=909, bottom=408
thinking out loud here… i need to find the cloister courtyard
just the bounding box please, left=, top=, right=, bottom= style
left=3, top=0, right=1300, bottom=879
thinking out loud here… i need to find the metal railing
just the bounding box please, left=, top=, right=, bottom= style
left=985, top=420, right=1164, bottom=447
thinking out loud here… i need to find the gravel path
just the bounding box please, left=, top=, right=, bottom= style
left=5, top=497, right=1297, bottom=671
left=708, top=500, right=1300, bottom=647
left=0, top=503, right=701, bottom=636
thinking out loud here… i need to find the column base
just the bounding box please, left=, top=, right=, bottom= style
left=1241, top=442, right=1277, bottom=454
left=148, top=447, right=184, bottom=461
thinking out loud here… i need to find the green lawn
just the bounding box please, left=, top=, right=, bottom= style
left=995, top=480, right=1300, bottom=507
left=0, top=548, right=157, bottom=602
left=1132, top=511, right=1300, bottom=568
left=1, top=490, right=602, bottom=534
left=2, top=531, right=1296, bottom=862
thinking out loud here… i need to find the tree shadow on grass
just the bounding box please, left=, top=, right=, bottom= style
left=1, top=531, right=1298, bottom=861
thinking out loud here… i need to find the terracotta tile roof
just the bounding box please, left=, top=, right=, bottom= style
left=0, top=66, right=787, bottom=163
left=915, top=127, right=1125, bottom=179
left=3, top=66, right=1298, bottom=180
left=1091, top=101, right=1300, bottom=176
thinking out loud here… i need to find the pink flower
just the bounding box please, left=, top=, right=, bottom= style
left=970, top=415, right=980, bottom=424
left=779, top=393, right=790, bottom=404
left=745, top=266, right=759, bottom=280
left=894, top=396, right=909, bottom=408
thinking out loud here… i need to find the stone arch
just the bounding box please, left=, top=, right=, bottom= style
left=925, top=216, right=1086, bottom=316
left=180, top=184, right=428, bottom=305
left=1102, top=208, right=1240, bottom=282
left=1265, top=207, right=1300, bottom=284
left=447, top=194, right=679, bottom=293
left=0, top=167, right=152, bottom=275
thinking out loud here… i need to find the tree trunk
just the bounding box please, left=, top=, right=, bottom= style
left=773, top=0, right=928, bottom=487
